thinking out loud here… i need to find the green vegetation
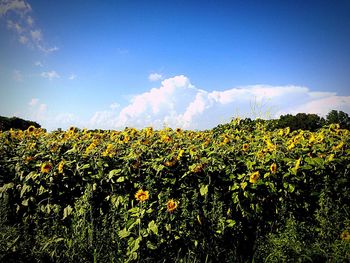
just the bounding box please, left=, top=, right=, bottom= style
left=0, top=116, right=41, bottom=131
left=0, top=111, right=349, bottom=262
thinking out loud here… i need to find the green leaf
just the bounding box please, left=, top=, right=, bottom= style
left=146, top=241, right=157, bottom=250
left=118, top=228, right=130, bottom=239
left=116, top=176, right=125, bottom=183
left=22, top=199, right=29, bottom=206
left=63, top=205, right=73, bottom=219
left=148, top=220, right=158, bottom=235
left=108, top=169, right=121, bottom=179
left=226, top=219, right=236, bottom=227
left=199, top=184, right=208, bottom=196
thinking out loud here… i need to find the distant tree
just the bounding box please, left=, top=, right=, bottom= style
left=0, top=116, right=41, bottom=131
left=326, top=110, right=350, bottom=130
left=276, top=113, right=325, bottom=131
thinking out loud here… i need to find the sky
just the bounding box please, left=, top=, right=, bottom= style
left=1, top=0, right=350, bottom=131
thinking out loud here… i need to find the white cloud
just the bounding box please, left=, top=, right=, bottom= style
left=148, top=73, right=163, bottom=82
left=30, top=29, right=42, bottom=41
left=110, top=102, right=120, bottom=110
left=34, top=61, right=43, bottom=67
left=111, top=75, right=350, bottom=130
left=41, top=70, right=60, bottom=80
left=0, top=0, right=58, bottom=53
left=29, top=98, right=38, bottom=106
left=68, top=74, right=76, bottom=80
left=12, top=69, right=22, bottom=81
left=18, top=35, right=28, bottom=44
left=18, top=76, right=350, bottom=131
left=0, top=0, right=31, bottom=16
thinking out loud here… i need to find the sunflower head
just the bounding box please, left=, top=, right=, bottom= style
left=27, top=125, right=36, bottom=133
left=41, top=162, right=52, bottom=174
left=249, top=171, right=260, bottom=184
left=58, top=160, right=65, bottom=174
left=135, top=189, right=149, bottom=202
left=242, top=143, right=249, bottom=151
left=270, top=163, right=277, bottom=174
left=341, top=230, right=350, bottom=241
left=167, top=199, right=178, bottom=212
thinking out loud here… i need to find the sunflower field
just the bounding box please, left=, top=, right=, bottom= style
left=0, top=120, right=349, bottom=262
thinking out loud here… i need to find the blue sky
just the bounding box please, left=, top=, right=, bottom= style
left=1, top=0, right=350, bottom=130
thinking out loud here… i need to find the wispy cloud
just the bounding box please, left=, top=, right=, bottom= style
left=68, top=74, right=76, bottom=80
left=0, top=0, right=31, bottom=16
left=148, top=73, right=163, bottom=82
left=1, top=0, right=58, bottom=53
left=28, top=98, right=38, bottom=106
left=41, top=70, right=60, bottom=80
left=34, top=61, right=43, bottom=67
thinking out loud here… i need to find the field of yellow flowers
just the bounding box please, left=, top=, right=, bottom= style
left=1, top=119, right=349, bottom=262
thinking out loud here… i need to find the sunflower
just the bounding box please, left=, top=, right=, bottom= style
left=58, top=160, right=65, bottom=174
left=340, top=230, right=350, bottom=241
left=167, top=199, right=178, bottom=212
left=135, top=189, right=149, bottom=202
left=27, top=125, right=36, bottom=133
left=41, top=162, right=52, bottom=174
left=249, top=171, right=260, bottom=184
left=242, top=143, right=249, bottom=151
left=270, top=163, right=277, bottom=174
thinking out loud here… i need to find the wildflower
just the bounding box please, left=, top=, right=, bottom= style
left=41, top=162, right=52, bottom=174
left=175, top=128, right=182, bottom=134
left=177, top=149, right=185, bottom=160
left=58, top=160, right=65, bottom=173
left=270, top=163, right=277, bottom=174
left=167, top=199, right=178, bottom=212
left=340, top=230, right=350, bottom=241
left=249, top=171, right=260, bottom=184
left=332, top=141, right=344, bottom=151
left=292, top=158, right=302, bottom=173
left=242, top=143, right=249, bottom=151
left=27, top=125, right=36, bottom=133
left=135, top=189, right=149, bottom=202
left=161, top=135, right=172, bottom=143
left=68, top=126, right=76, bottom=133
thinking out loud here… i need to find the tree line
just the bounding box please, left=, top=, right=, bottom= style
left=1, top=110, right=349, bottom=132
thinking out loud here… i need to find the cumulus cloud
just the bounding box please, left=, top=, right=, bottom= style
left=110, top=102, right=120, bottom=110
left=41, top=70, right=60, bottom=80
left=19, top=76, right=350, bottom=131
left=1, top=0, right=58, bottom=53
left=109, top=75, right=350, bottom=130
left=148, top=73, right=163, bottom=82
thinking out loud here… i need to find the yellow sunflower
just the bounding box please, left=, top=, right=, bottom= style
left=167, top=199, right=178, bottom=212
left=270, top=163, right=277, bottom=174
left=58, top=160, right=65, bottom=174
left=249, top=171, right=260, bottom=184
left=135, top=189, right=149, bottom=202
left=341, top=230, right=350, bottom=241
left=242, top=143, right=249, bottom=151
left=41, top=162, right=52, bottom=174
left=27, top=125, right=36, bottom=133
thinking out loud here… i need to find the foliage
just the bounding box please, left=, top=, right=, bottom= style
left=0, top=120, right=349, bottom=262
left=326, top=110, right=350, bottom=130
left=0, top=116, right=41, bottom=131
